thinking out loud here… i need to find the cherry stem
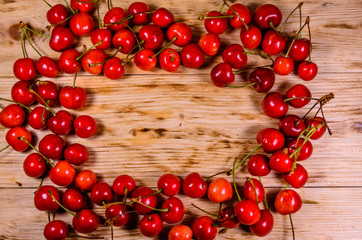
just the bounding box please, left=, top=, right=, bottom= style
left=300, top=93, right=334, bottom=122
left=191, top=203, right=218, bottom=217
left=41, top=106, right=47, bottom=125
left=289, top=214, right=296, bottom=240
left=122, top=40, right=145, bottom=65
left=18, top=137, right=55, bottom=168
left=89, top=45, right=124, bottom=67
left=124, top=24, right=142, bottom=51
left=269, top=22, right=284, bottom=37
left=48, top=190, right=78, bottom=217
left=219, top=3, right=225, bottom=13
left=218, top=215, right=235, bottom=224
left=47, top=211, right=51, bottom=223
left=299, top=4, right=303, bottom=39
left=28, top=90, right=56, bottom=116
left=283, top=183, right=290, bottom=190
left=226, top=82, right=257, bottom=88
left=307, top=20, right=312, bottom=62
left=259, top=177, right=269, bottom=210
left=247, top=177, right=259, bottom=205
left=48, top=10, right=79, bottom=29
left=151, top=36, right=177, bottom=59
left=0, top=105, right=3, bottom=110
left=22, top=25, right=50, bottom=38
left=68, top=233, right=104, bottom=239
left=64, top=0, right=75, bottom=14
left=76, top=41, right=103, bottom=61
left=223, top=0, right=248, bottom=29
left=20, top=29, right=27, bottom=58
left=104, top=15, right=133, bottom=27
left=103, top=201, right=126, bottom=209
left=134, top=188, right=163, bottom=200
left=216, top=202, right=222, bottom=222
left=235, top=143, right=261, bottom=170
left=0, top=97, right=32, bottom=111
left=198, top=15, right=233, bottom=20
left=0, top=145, right=10, bottom=152
left=232, top=156, right=242, bottom=202
left=42, top=0, right=52, bottom=8
left=107, top=0, right=112, bottom=11
left=110, top=221, right=114, bottom=240
left=204, top=170, right=229, bottom=181
left=132, top=199, right=168, bottom=212
left=96, top=0, right=102, bottom=28
left=232, top=63, right=274, bottom=74
left=285, top=17, right=309, bottom=58
left=35, top=177, right=44, bottom=194
left=123, top=188, right=128, bottom=205
left=73, top=65, right=81, bottom=88
left=74, top=0, right=98, bottom=3
left=280, top=2, right=304, bottom=32
left=244, top=51, right=269, bottom=59
left=23, top=28, right=42, bottom=57
left=320, top=105, right=332, bottom=135
left=284, top=96, right=318, bottom=102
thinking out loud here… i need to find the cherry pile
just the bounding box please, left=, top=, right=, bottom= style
left=0, top=0, right=334, bottom=239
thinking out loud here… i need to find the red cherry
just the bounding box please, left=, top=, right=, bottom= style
left=158, top=173, right=181, bottom=197
left=289, top=38, right=310, bottom=62
left=58, top=49, right=81, bottom=74
left=103, top=57, right=125, bottom=80
left=204, top=11, right=228, bottom=35
left=91, top=28, right=113, bottom=50
left=305, top=117, right=327, bottom=140
left=249, top=210, right=274, bottom=237
left=48, top=110, right=73, bottom=135
left=199, top=33, right=221, bottom=56
left=240, top=25, right=262, bottom=49
left=11, top=81, right=36, bottom=106
left=46, top=4, right=69, bottom=26
left=59, top=86, right=87, bottom=110
left=75, top=170, right=97, bottom=191
left=298, top=61, right=318, bottom=81
left=261, top=29, right=287, bottom=56
left=274, top=56, right=294, bottom=76
left=64, top=143, right=89, bottom=165
left=13, top=58, right=37, bottom=81
left=243, top=178, right=265, bottom=203
left=105, top=203, right=129, bottom=226
left=227, top=3, right=251, bottom=28
left=256, top=128, right=285, bottom=153
left=287, top=138, right=313, bottom=161
left=36, top=56, right=59, bottom=78
left=167, top=22, right=193, bottom=47
left=152, top=7, right=174, bottom=28
left=168, top=225, right=193, bottom=240
left=28, top=106, right=50, bottom=130
left=131, top=187, right=157, bottom=214
left=34, top=185, right=60, bottom=212
left=134, top=49, right=157, bottom=71
left=269, top=150, right=293, bottom=173
left=207, top=178, right=233, bottom=203
left=70, top=13, right=94, bottom=36
left=283, top=163, right=308, bottom=188
left=139, top=24, right=165, bottom=50
left=247, top=154, right=271, bottom=176
left=43, top=220, right=68, bottom=240
left=285, top=84, right=312, bottom=108
left=139, top=213, right=163, bottom=237
left=254, top=4, right=282, bottom=30
left=219, top=207, right=240, bottom=229
left=81, top=49, right=107, bottom=75
left=180, top=43, right=205, bottom=69
left=104, top=7, right=129, bottom=32
left=49, top=160, right=76, bottom=186
left=210, top=62, right=235, bottom=87
left=248, top=68, right=275, bottom=93
left=159, top=48, right=180, bottom=72
left=161, top=196, right=185, bottom=224
left=70, top=0, right=94, bottom=13
left=62, top=188, right=87, bottom=211
left=73, top=115, right=97, bottom=138
left=6, top=126, right=31, bottom=152
left=112, top=29, right=136, bottom=54
left=35, top=80, right=59, bottom=107
left=222, top=44, right=248, bottom=69
left=49, top=26, right=74, bottom=52
left=90, top=182, right=113, bottom=206
left=262, top=92, right=289, bottom=119
left=192, top=216, right=217, bottom=240
left=279, top=115, right=306, bottom=138
left=0, top=104, right=25, bottom=128
left=23, top=153, right=46, bottom=178
left=112, top=174, right=136, bottom=196
left=234, top=200, right=261, bottom=225
left=274, top=189, right=302, bottom=215
left=182, top=172, right=207, bottom=198
left=38, top=134, right=65, bottom=160
left=72, top=209, right=99, bottom=233
left=128, top=2, right=149, bottom=25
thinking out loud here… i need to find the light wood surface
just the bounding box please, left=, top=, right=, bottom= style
left=0, top=0, right=361, bottom=239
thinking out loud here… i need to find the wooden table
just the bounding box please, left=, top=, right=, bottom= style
left=0, top=0, right=361, bottom=239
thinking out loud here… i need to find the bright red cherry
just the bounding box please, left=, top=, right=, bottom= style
left=159, top=48, right=180, bottom=72
left=112, top=174, right=136, bottom=196
left=11, top=81, right=36, bottom=106
left=247, top=154, right=271, bottom=176
left=287, top=138, right=313, bottom=161
left=298, top=61, right=318, bottom=81
left=64, top=143, right=89, bottom=165
left=182, top=172, right=207, bottom=198
left=222, top=44, right=247, bottom=69
left=274, top=189, right=302, bottom=215
left=34, top=185, right=60, bottom=212
left=81, top=49, right=107, bottom=75
left=91, top=28, right=113, bottom=50
left=72, top=209, right=99, bottom=233
left=167, top=22, right=193, bottom=47
left=279, top=115, right=306, bottom=138
left=43, top=220, right=68, bottom=240
left=0, top=104, right=25, bottom=128
left=274, top=56, right=294, bottom=76
left=134, top=49, right=157, bottom=71
left=285, top=84, right=312, bottom=108
left=161, top=197, right=184, bottom=224
left=139, top=213, right=163, bottom=237
left=243, top=178, right=265, bottom=203
left=139, top=24, right=165, bottom=50
left=105, top=204, right=129, bottom=226
left=128, top=2, right=149, bottom=25
left=204, top=11, right=228, bottom=35
left=73, top=115, right=97, bottom=138
left=283, top=163, right=308, bottom=188
left=5, top=126, right=31, bottom=152
left=168, top=225, right=193, bottom=240
left=180, top=43, right=205, bottom=68
left=90, top=182, right=113, bottom=206
left=62, top=188, right=87, bottom=211
left=240, top=25, right=262, bottom=49
left=249, top=210, right=274, bottom=237
left=131, top=187, right=158, bottom=214
left=261, top=29, right=287, bottom=56
left=59, top=86, right=87, bottom=110
left=71, top=0, right=94, bottom=13
left=207, top=178, right=233, bottom=203
left=227, top=3, right=251, bottom=28
left=289, top=39, right=311, bottom=62
left=103, top=7, right=130, bottom=32
left=112, top=29, right=136, bottom=54
left=36, top=56, right=59, bottom=78
left=23, top=153, right=46, bottom=178
left=248, top=68, right=275, bottom=93
left=158, top=173, right=181, bottom=197
left=234, top=200, right=261, bottom=225
left=103, top=57, right=125, bottom=80
left=210, top=62, right=235, bottom=87
left=13, top=58, right=37, bottom=81
left=48, top=110, right=73, bottom=135
left=256, top=128, right=285, bottom=153
left=38, top=134, right=65, bottom=160
left=75, top=170, right=97, bottom=191
left=49, top=26, right=74, bottom=52
left=35, top=80, right=59, bottom=107
left=58, top=49, right=81, bottom=74
left=28, top=106, right=50, bottom=130
left=192, top=216, right=217, bottom=240
left=254, top=4, right=282, bottom=30
left=152, top=7, right=174, bottom=28
left=49, top=160, right=76, bottom=186
left=199, top=33, right=221, bottom=56
left=46, top=4, right=69, bottom=26
left=269, top=150, right=293, bottom=173
left=219, top=207, right=240, bottom=229
left=69, top=13, right=94, bottom=36
left=306, top=117, right=327, bottom=140
left=262, top=92, right=289, bottom=119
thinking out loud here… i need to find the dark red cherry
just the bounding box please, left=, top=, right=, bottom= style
left=249, top=210, right=274, bottom=237
left=90, top=182, right=113, bottom=206
left=112, top=174, right=136, bottom=196
left=210, top=62, right=235, bottom=87
left=23, top=153, right=46, bottom=178
left=192, top=216, right=217, bottom=240
left=64, top=143, right=89, bottom=165
left=103, top=7, right=130, bottom=32
left=158, top=173, right=181, bottom=197
left=73, top=115, right=97, bottom=138
left=289, top=38, right=310, bottom=62
left=305, top=117, right=327, bottom=140
left=43, top=220, right=68, bottom=240
left=160, top=196, right=185, bottom=224
left=261, top=29, right=287, bottom=56
left=105, top=203, right=129, bottom=226
left=262, top=92, right=289, bottom=119
left=269, top=150, right=293, bottom=173
left=71, top=0, right=94, bottom=13
left=58, top=49, right=81, bottom=74
left=285, top=84, right=312, bottom=108
left=59, top=86, right=87, bottom=110
left=279, top=114, right=306, bottom=138
left=46, top=4, right=69, bottom=26
left=72, top=209, right=99, bottom=233
left=48, top=110, right=73, bottom=135
left=49, top=26, right=74, bottom=52
left=254, top=4, right=282, bottom=30
left=256, top=128, right=285, bottom=153
left=128, top=2, right=149, bottom=25
left=152, top=7, right=174, bottom=28
left=138, top=24, right=165, bottom=50
left=222, top=44, right=247, bottom=69
left=112, top=29, right=136, bottom=54
left=204, top=11, right=228, bottom=35
left=240, top=25, right=262, bottom=49
left=182, top=172, right=207, bottom=198
left=283, top=163, right=308, bottom=188
left=62, top=188, right=87, bottom=211
left=248, top=68, right=275, bottom=93
left=139, top=213, right=163, bottom=237
left=159, top=48, right=180, bottom=72
left=69, top=12, right=94, bottom=36
left=6, top=126, right=31, bottom=152
left=219, top=207, right=240, bottom=229
left=234, top=200, right=261, bottom=225
left=36, top=56, right=59, bottom=78
left=131, top=187, right=158, bottom=215
left=298, top=61, right=318, bottom=81
left=167, top=22, right=193, bottom=47
left=91, top=28, right=113, bottom=50
left=27, top=106, right=50, bottom=130
left=243, top=178, right=265, bottom=203
left=134, top=49, right=157, bottom=71
left=34, top=185, right=60, bottom=212
left=227, top=3, right=251, bottom=28
left=247, top=154, right=271, bottom=176
left=180, top=43, right=205, bottom=69
left=35, top=80, right=59, bottom=107
left=38, top=134, right=65, bottom=160
left=103, top=57, right=125, bottom=80
left=287, top=138, right=313, bottom=161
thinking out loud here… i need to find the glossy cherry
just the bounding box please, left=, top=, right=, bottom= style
left=180, top=43, right=205, bottom=68
left=103, top=57, right=125, bottom=80
left=159, top=48, right=180, bottom=72
left=49, top=25, right=74, bottom=52
left=134, top=49, right=157, bottom=71
left=204, top=11, right=228, bottom=35
left=23, top=153, right=46, bottom=178
left=247, top=154, right=271, bottom=176
left=64, top=143, right=89, bottom=165
left=274, top=189, right=302, bottom=215
left=262, top=92, right=289, bottom=119
left=234, top=199, right=261, bottom=225
left=182, top=172, right=207, bottom=198
left=219, top=207, right=240, bottom=229
left=298, top=61, right=318, bottom=81
left=161, top=196, right=184, bottom=224
left=0, top=104, right=25, bottom=128
left=269, top=150, right=293, bottom=173
left=131, top=186, right=158, bottom=214
left=36, top=56, right=59, bottom=78
left=34, top=185, right=60, bottom=212
left=254, top=4, right=282, bottom=30
left=273, top=56, right=294, bottom=76
left=139, top=213, right=163, bottom=237
left=249, top=210, right=274, bottom=237
left=158, top=173, right=181, bottom=197
left=227, top=3, right=251, bottom=28
left=256, top=128, right=285, bottom=153
left=90, top=182, right=113, bottom=206
left=199, top=33, right=221, bottom=56
left=112, top=174, right=136, bottom=196
left=73, top=115, right=97, bottom=138
left=91, top=28, right=113, bottom=50
left=128, top=2, right=149, bottom=25
left=13, top=58, right=37, bottom=81
left=75, top=170, right=97, bottom=191
left=6, top=126, right=31, bottom=152
left=48, top=110, right=73, bottom=135
left=71, top=0, right=94, bottom=13
left=59, top=86, right=87, bottom=110
left=104, top=7, right=130, bottom=32
left=11, top=81, right=36, bottom=106
left=38, top=134, right=65, bottom=160
left=105, top=203, right=129, bottom=226
left=240, top=25, right=262, bottom=49
left=112, top=29, right=136, bottom=54
left=289, top=38, right=310, bottom=62
left=72, top=209, right=100, bottom=233
left=35, top=80, right=59, bottom=107
left=287, top=138, right=313, bottom=161
left=279, top=114, right=306, bottom=138
left=62, top=188, right=87, bottom=211
left=285, top=84, right=312, bottom=108
left=261, top=29, right=287, bottom=56
left=152, top=7, right=174, bottom=28
left=306, top=117, right=327, bottom=140
left=69, top=13, right=94, bottom=36
left=167, top=22, right=193, bottom=47
left=192, top=216, right=217, bottom=240
left=81, top=49, right=107, bottom=75
left=283, top=163, right=308, bottom=188
left=210, top=62, right=235, bottom=87
left=43, top=220, right=68, bottom=240
left=207, top=177, right=233, bottom=203
left=28, top=106, right=50, bottom=130
left=58, top=49, right=81, bottom=74
left=243, top=178, right=265, bottom=203
left=248, top=68, right=275, bottom=93
left=139, top=24, right=165, bottom=50
left=46, top=4, right=69, bottom=26
left=49, top=160, right=76, bottom=186
left=168, top=225, right=193, bottom=240
left=222, top=44, right=247, bottom=69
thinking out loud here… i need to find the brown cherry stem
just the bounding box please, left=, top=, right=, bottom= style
left=0, top=97, right=32, bottom=111
left=307, top=19, right=312, bottom=62
left=151, top=36, right=177, bottom=59
left=48, top=190, right=78, bottom=217
left=247, top=177, right=259, bottom=205
left=223, top=0, right=249, bottom=30
left=204, top=170, right=229, bottom=181
left=280, top=2, right=304, bottom=32
left=75, top=41, right=103, bottom=61
left=0, top=145, right=10, bottom=152
left=284, top=96, right=319, bottom=102
left=244, top=51, right=269, bottom=59
left=191, top=203, right=218, bottom=217
left=18, top=137, right=55, bottom=168
left=289, top=214, right=296, bottom=240
left=285, top=17, right=309, bottom=58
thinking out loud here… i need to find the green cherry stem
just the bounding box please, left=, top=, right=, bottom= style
left=35, top=177, right=44, bottom=194
left=107, top=0, right=112, bottom=11
left=235, top=144, right=262, bottom=170
left=226, top=82, right=256, bottom=88
left=198, top=15, right=233, bottom=20
left=219, top=2, right=225, bottom=13
left=289, top=214, right=296, bottom=240
left=259, top=177, right=269, bottom=210
left=299, top=3, right=303, bottom=39
left=132, top=199, right=168, bottom=212
left=28, top=89, right=56, bottom=116
left=48, top=10, right=79, bottom=29
left=151, top=36, right=177, bottom=59
left=280, top=2, right=304, bottom=33
left=191, top=203, right=218, bottom=217
left=42, top=0, right=52, bottom=8
left=216, top=202, right=222, bottom=222
left=20, top=29, right=27, bottom=58
left=244, top=51, right=269, bottom=59
left=284, top=96, right=319, bottom=102
left=223, top=0, right=249, bottom=30
left=96, top=0, right=102, bottom=28
left=285, top=17, right=309, bottom=58
left=232, top=156, right=242, bottom=202
left=283, top=183, right=290, bottom=190
left=0, top=97, right=32, bottom=111
left=247, top=177, right=259, bottom=205
left=75, top=41, right=103, bottom=61
left=307, top=19, right=312, bottom=62
left=47, top=211, right=51, bottom=223
left=0, top=145, right=10, bottom=152
left=269, top=22, right=284, bottom=38
left=122, top=40, right=145, bottom=65
left=48, top=190, right=78, bottom=217
left=23, top=28, right=42, bottom=57
left=64, top=0, right=75, bottom=14
left=232, top=63, right=274, bottom=74
left=18, top=137, right=55, bottom=168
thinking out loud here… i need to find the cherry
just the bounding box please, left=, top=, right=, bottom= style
left=112, top=29, right=136, bottom=54
left=182, top=172, right=207, bottom=198
left=38, top=134, right=65, bottom=160
left=261, top=29, right=287, bottom=56
left=90, top=181, right=113, bottom=206
left=254, top=4, right=282, bottom=30
left=34, top=185, right=60, bottom=212
left=262, top=92, right=289, bottom=119
left=273, top=56, right=294, bottom=76
left=103, top=57, right=125, bottom=80
left=104, top=7, right=130, bottom=32
left=72, top=209, right=100, bottom=233
left=249, top=210, right=274, bottom=237
left=283, top=163, right=308, bottom=188
left=306, top=117, right=327, bottom=140
left=13, top=58, right=37, bottom=81
left=247, top=154, right=271, bottom=176
left=11, top=81, right=36, bottom=106
left=46, top=4, right=69, bottom=26
left=256, top=128, right=285, bottom=153
left=36, top=56, right=59, bottom=78
left=91, top=29, right=113, bottom=50
left=234, top=199, right=261, bottom=225
left=199, top=33, right=220, bottom=56
left=0, top=104, right=25, bottom=128
left=219, top=207, right=240, bottom=229
left=139, top=24, right=165, bottom=50
left=134, top=49, right=157, bottom=71
left=75, top=170, right=97, bottom=191
left=207, top=177, right=233, bottom=203
left=298, top=61, right=318, bottom=81
left=159, top=48, right=180, bottom=72
left=35, top=80, right=59, bottom=107
left=58, top=49, right=81, bottom=74
left=289, top=38, right=310, bottom=62
left=28, top=106, right=50, bottom=130
left=210, top=62, right=235, bottom=87
left=73, top=115, right=97, bottom=138
left=222, top=44, right=247, bottom=69
left=6, top=126, right=31, bottom=152
left=70, top=13, right=94, bottom=36
left=287, top=138, right=313, bottom=161
left=71, top=0, right=94, bottom=13
left=167, top=22, right=193, bottom=47
left=48, top=110, right=73, bottom=135
left=203, top=11, right=228, bottom=35
left=112, top=174, right=136, bottom=196
left=131, top=186, right=157, bottom=214
left=248, top=68, right=275, bottom=93
left=43, top=220, right=68, bottom=240
left=81, top=49, right=107, bottom=75
left=168, top=225, right=193, bottom=240
left=59, top=86, right=87, bottom=110
left=139, top=213, right=163, bottom=237
left=158, top=173, right=181, bottom=197
left=49, top=25, right=74, bottom=52
left=49, top=160, right=76, bottom=186
left=62, top=188, right=87, bottom=211
left=105, top=203, right=129, bottom=226
left=243, top=178, right=265, bottom=203
left=152, top=7, right=174, bottom=28
left=180, top=43, right=205, bottom=68
left=274, top=189, right=302, bottom=215
left=64, top=143, right=89, bottom=165
left=128, top=2, right=149, bottom=25
left=192, top=216, right=217, bottom=240
left=23, top=153, right=46, bottom=178
left=227, top=3, right=251, bottom=28
left=240, top=25, right=262, bottom=49
left=161, top=196, right=184, bottom=224
left=279, top=114, right=306, bottom=138
left=269, top=150, right=293, bottom=173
